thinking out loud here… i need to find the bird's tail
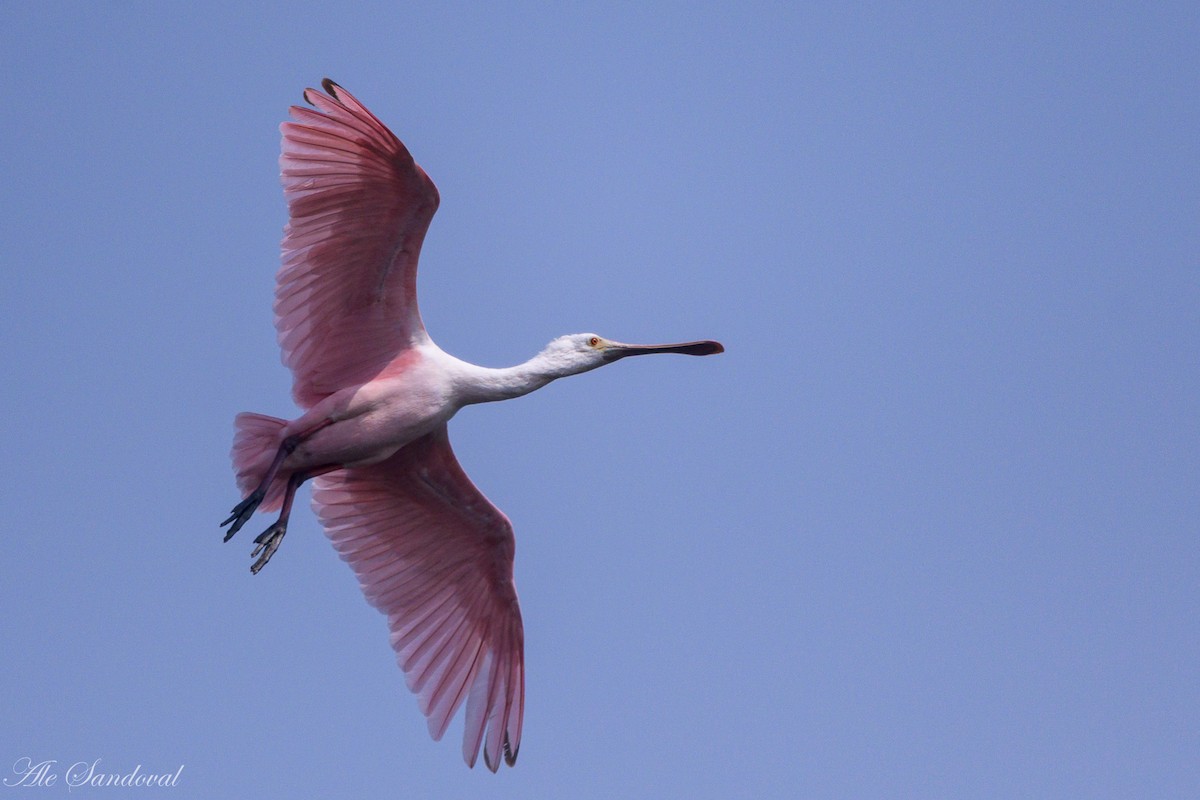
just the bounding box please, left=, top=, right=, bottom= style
left=230, top=412, right=290, bottom=512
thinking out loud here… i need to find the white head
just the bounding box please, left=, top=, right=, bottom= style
left=537, top=333, right=724, bottom=378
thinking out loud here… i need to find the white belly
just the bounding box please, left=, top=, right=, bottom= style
left=284, top=375, right=458, bottom=470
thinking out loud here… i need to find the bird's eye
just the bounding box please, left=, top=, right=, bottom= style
left=588, top=337, right=601, bottom=347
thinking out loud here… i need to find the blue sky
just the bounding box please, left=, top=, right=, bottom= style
left=2, top=2, right=1197, bottom=797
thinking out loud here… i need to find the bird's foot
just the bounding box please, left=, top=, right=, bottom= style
left=250, top=522, right=287, bottom=574
left=221, top=489, right=265, bottom=542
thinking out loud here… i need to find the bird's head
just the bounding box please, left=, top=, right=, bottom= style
left=539, top=333, right=724, bottom=377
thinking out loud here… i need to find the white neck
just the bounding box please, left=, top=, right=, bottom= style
left=453, top=350, right=584, bottom=405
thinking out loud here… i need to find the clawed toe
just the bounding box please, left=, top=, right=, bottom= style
left=250, top=523, right=287, bottom=574
left=221, top=490, right=264, bottom=541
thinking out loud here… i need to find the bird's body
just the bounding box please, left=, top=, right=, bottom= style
left=277, top=344, right=460, bottom=471
left=223, top=79, right=722, bottom=772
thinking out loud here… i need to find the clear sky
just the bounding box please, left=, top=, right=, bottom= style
left=2, top=2, right=1197, bottom=798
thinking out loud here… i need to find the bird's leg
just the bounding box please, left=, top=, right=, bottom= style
left=248, top=471, right=300, bottom=574
left=248, top=464, right=337, bottom=574
left=221, top=418, right=334, bottom=541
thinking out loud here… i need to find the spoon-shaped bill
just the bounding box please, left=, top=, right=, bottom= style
left=605, top=339, right=724, bottom=359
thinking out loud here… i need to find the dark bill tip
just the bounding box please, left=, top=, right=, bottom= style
left=670, top=340, right=725, bottom=356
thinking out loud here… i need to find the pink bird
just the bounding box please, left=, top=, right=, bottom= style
left=222, top=79, right=723, bottom=771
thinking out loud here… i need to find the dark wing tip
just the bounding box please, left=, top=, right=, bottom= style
left=479, top=734, right=518, bottom=772
left=303, top=79, right=342, bottom=108
left=504, top=735, right=519, bottom=766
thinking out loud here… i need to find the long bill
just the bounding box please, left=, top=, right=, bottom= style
left=604, top=339, right=725, bottom=360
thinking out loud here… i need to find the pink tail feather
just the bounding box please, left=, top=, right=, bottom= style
left=230, top=412, right=290, bottom=512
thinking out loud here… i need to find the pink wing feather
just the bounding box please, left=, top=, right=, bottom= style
left=277, top=79, right=440, bottom=408
left=312, top=425, right=525, bottom=771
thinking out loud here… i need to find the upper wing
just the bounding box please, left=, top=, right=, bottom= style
left=311, top=425, right=525, bottom=771
left=277, top=79, right=440, bottom=408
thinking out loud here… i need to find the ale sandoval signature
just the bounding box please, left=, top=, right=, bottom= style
left=4, top=758, right=184, bottom=789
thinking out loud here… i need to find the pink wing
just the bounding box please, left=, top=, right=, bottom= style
left=277, top=79, right=440, bottom=408
left=312, top=425, right=525, bottom=771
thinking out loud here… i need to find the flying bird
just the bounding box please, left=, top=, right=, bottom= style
left=221, top=79, right=723, bottom=771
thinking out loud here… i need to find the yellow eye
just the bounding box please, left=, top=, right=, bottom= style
left=588, top=336, right=601, bottom=347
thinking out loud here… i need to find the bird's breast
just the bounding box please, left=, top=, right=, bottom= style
left=289, top=373, right=458, bottom=469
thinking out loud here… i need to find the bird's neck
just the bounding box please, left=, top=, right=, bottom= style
left=455, top=352, right=574, bottom=405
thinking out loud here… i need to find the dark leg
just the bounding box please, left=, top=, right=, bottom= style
left=221, top=418, right=334, bottom=541
left=248, top=465, right=337, bottom=574
left=248, top=470, right=301, bottom=574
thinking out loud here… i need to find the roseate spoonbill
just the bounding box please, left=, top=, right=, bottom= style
left=221, top=79, right=723, bottom=771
